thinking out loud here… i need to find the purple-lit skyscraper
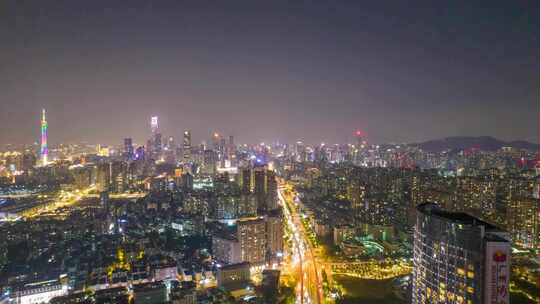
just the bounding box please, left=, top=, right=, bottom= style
left=41, top=109, right=48, bottom=165
left=151, top=116, right=158, bottom=134
left=150, top=116, right=162, bottom=159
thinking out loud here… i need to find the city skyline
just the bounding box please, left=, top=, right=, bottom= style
left=2, top=109, right=540, bottom=149
left=1, top=1, right=539, bottom=145
left=1, top=2, right=539, bottom=304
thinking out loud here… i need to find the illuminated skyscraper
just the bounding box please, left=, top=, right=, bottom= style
left=346, top=180, right=366, bottom=222
left=227, top=135, right=236, bottom=166
left=183, top=130, right=192, bottom=163
left=219, top=137, right=226, bottom=167
left=202, top=149, right=217, bottom=175
left=294, top=141, right=306, bottom=162
left=413, top=203, right=510, bottom=304
left=238, top=167, right=251, bottom=194
left=212, top=132, right=220, bottom=150
left=124, top=138, right=134, bottom=160
left=151, top=116, right=159, bottom=134
left=251, top=165, right=278, bottom=212
left=355, top=130, right=364, bottom=146
left=507, top=197, right=539, bottom=249
left=265, top=209, right=283, bottom=262
left=353, top=130, right=365, bottom=165
left=149, top=116, right=162, bottom=159
left=96, top=162, right=111, bottom=193
left=40, top=109, right=48, bottom=166
left=153, top=133, right=162, bottom=158
left=237, top=217, right=266, bottom=265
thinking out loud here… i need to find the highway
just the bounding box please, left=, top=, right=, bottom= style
left=279, top=181, right=323, bottom=304
left=85, top=193, right=147, bottom=199
left=21, top=187, right=96, bottom=218
left=0, top=194, right=35, bottom=199
left=21, top=189, right=146, bottom=219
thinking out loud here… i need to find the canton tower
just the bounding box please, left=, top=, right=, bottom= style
left=41, top=109, right=48, bottom=165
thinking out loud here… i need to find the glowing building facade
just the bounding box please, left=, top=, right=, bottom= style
left=151, top=116, right=159, bottom=134
left=150, top=116, right=162, bottom=159
left=40, top=109, right=48, bottom=166
left=183, top=130, right=192, bottom=163
left=412, top=203, right=510, bottom=304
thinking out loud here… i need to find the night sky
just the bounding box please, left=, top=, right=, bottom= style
left=1, top=1, right=539, bottom=146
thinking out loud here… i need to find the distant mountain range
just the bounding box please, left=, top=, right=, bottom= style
left=412, top=136, right=540, bottom=152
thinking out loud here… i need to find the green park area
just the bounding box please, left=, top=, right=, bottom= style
left=333, top=275, right=405, bottom=304
left=333, top=275, right=536, bottom=304
left=510, top=293, right=536, bottom=304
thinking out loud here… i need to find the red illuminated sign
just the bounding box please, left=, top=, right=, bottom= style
left=485, top=242, right=510, bottom=304
left=493, top=251, right=507, bottom=263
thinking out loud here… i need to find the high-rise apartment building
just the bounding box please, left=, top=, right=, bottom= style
left=212, top=212, right=281, bottom=266
left=202, top=150, right=217, bottom=175
left=346, top=180, right=366, bottom=223
left=412, top=203, right=510, bottom=304
left=294, top=141, right=306, bottom=162
left=124, top=138, right=134, bottom=160
left=212, top=132, right=221, bottom=151
left=96, top=162, right=127, bottom=194
left=265, top=170, right=278, bottom=211
left=153, top=132, right=162, bottom=159
left=96, top=162, right=111, bottom=193
left=71, top=165, right=93, bottom=190
left=253, top=165, right=267, bottom=211
left=109, top=161, right=128, bottom=193
left=238, top=167, right=251, bottom=194
left=507, top=197, right=539, bottom=249
left=236, top=218, right=266, bottom=265
left=252, top=165, right=278, bottom=212
left=226, top=135, right=236, bottom=167
left=265, top=209, right=283, bottom=262
left=212, top=235, right=242, bottom=265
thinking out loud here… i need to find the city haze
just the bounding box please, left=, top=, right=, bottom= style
left=1, top=1, right=539, bottom=145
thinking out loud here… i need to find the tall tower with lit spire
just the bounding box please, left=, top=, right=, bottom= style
left=151, top=116, right=158, bottom=134
left=41, top=109, right=48, bottom=166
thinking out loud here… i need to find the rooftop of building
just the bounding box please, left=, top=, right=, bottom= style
left=236, top=216, right=265, bottom=224
left=95, top=286, right=128, bottom=297
left=265, top=208, right=283, bottom=217
left=178, top=281, right=197, bottom=290
left=218, top=262, right=250, bottom=271
left=212, top=227, right=238, bottom=241
left=484, top=233, right=510, bottom=243
left=133, top=281, right=166, bottom=293
left=11, top=278, right=63, bottom=293
left=417, top=202, right=499, bottom=230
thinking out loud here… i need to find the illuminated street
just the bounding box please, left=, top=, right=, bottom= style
left=85, top=192, right=147, bottom=199
left=20, top=186, right=95, bottom=218
left=279, top=181, right=323, bottom=304
left=19, top=188, right=146, bottom=219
